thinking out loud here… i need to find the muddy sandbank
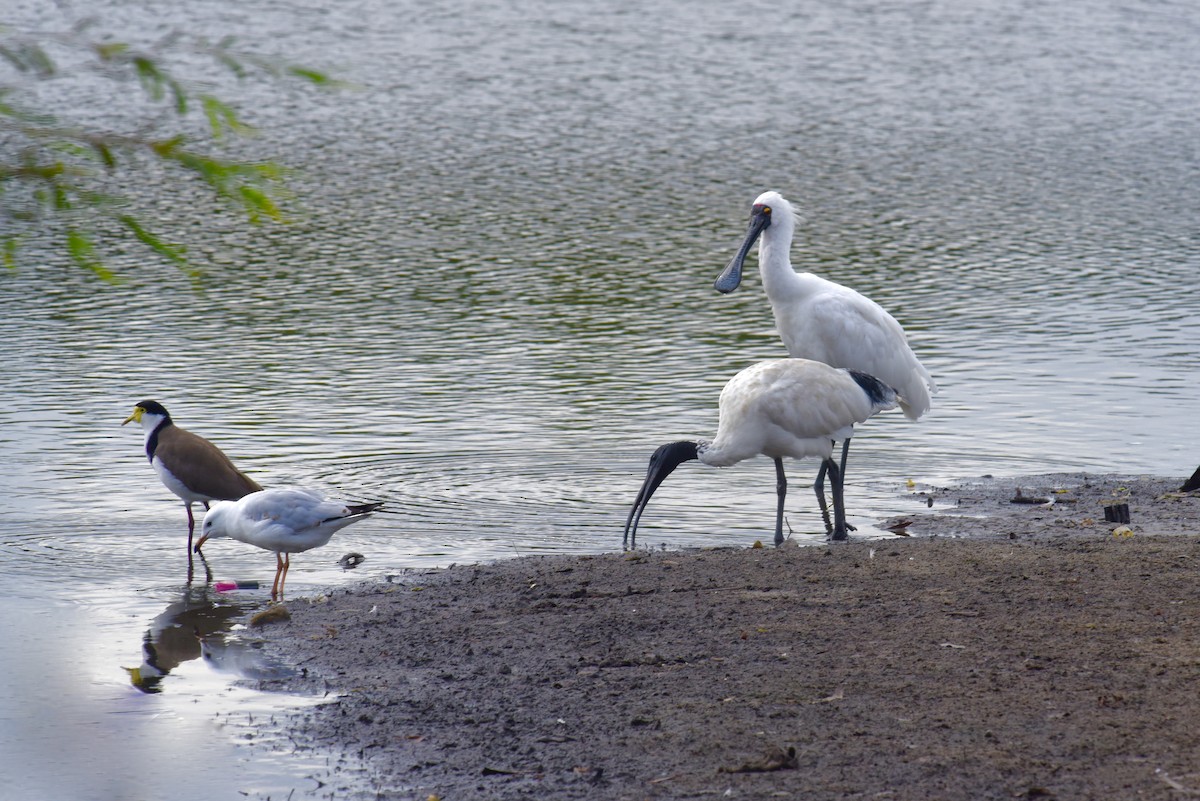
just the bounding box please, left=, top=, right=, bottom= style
left=251, top=473, right=1200, bottom=800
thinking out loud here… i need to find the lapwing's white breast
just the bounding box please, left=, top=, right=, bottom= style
left=151, top=456, right=210, bottom=504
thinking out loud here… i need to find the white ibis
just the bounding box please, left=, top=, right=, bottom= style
left=714, top=191, right=936, bottom=532
left=624, top=358, right=898, bottom=547
left=123, top=400, right=262, bottom=553
left=196, top=488, right=381, bottom=600
left=1182, top=466, right=1200, bottom=493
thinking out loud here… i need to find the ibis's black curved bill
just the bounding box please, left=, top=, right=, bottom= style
left=714, top=204, right=772, bottom=294
left=623, top=441, right=699, bottom=548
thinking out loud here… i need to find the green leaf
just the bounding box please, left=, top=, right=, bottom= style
left=168, top=76, right=188, bottom=115
left=237, top=185, right=282, bottom=222
left=210, top=39, right=248, bottom=78
left=66, top=230, right=119, bottom=283
left=95, top=42, right=129, bottom=61
left=0, top=42, right=56, bottom=76
left=2, top=236, right=18, bottom=270
left=0, top=91, right=57, bottom=125
left=1, top=25, right=339, bottom=279
left=0, top=44, right=22, bottom=71
left=149, top=135, right=187, bottom=157
left=118, top=215, right=188, bottom=266
left=248, top=160, right=286, bottom=181
left=52, top=185, right=72, bottom=210
left=93, top=142, right=116, bottom=169
left=172, top=150, right=229, bottom=190
left=20, top=160, right=66, bottom=181
left=73, top=187, right=123, bottom=210
left=133, top=56, right=165, bottom=101
left=200, top=95, right=254, bottom=139
left=287, top=66, right=332, bottom=86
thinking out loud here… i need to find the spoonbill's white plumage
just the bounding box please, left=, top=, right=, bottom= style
left=624, top=358, right=898, bottom=547
left=713, top=191, right=936, bottom=530
left=122, top=400, right=262, bottom=554
left=196, top=488, right=381, bottom=600
left=715, top=191, right=935, bottom=418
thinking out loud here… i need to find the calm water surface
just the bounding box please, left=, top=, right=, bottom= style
left=2, top=0, right=1198, bottom=797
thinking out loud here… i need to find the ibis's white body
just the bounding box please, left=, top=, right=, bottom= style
left=700, top=359, right=891, bottom=466
left=751, top=191, right=936, bottom=420
left=623, top=358, right=898, bottom=546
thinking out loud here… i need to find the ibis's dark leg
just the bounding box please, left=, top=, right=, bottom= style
left=814, top=439, right=855, bottom=534
left=835, top=439, right=857, bottom=533
left=820, top=441, right=859, bottom=534
left=813, top=458, right=833, bottom=534
left=826, top=457, right=849, bottom=540
left=774, top=457, right=787, bottom=546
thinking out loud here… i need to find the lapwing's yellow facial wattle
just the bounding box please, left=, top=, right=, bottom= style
left=121, top=406, right=144, bottom=426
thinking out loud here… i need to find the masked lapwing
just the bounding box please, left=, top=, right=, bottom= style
left=123, top=400, right=262, bottom=552
left=196, top=488, right=381, bottom=600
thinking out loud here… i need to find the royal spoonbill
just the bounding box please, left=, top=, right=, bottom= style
left=196, top=488, right=381, bottom=600
left=123, top=400, right=262, bottom=553
left=623, top=358, right=898, bottom=547
left=714, top=191, right=936, bottom=530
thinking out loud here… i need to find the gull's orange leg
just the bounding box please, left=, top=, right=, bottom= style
left=271, top=552, right=284, bottom=600
left=278, top=554, right=291, bottom=600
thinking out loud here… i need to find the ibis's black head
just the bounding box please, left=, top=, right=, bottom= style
left=846, top=370, right=899, bottom=409
left=714, top=202, right=773, bottom=294
left=623, top=440, right=700, bottom=548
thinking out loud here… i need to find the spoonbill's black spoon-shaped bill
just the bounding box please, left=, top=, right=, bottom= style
left=196, top=488, right=381, bottom=600
left=623, top=359, right=899, bottom=548
left=123, top=400, right=262, bottom=553
left=713, top=191, right=936, bottom=516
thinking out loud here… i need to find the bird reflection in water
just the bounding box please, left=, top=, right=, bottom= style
left=123, top=585, right=288, bottom=693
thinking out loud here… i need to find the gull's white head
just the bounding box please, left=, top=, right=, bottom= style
left=196, top=501, right=237, bottom=549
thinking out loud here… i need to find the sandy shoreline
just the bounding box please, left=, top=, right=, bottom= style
left=251, top=473, right=1200, bottom=800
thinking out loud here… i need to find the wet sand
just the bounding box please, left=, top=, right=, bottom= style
left=253, top=473, right=1200, bottom=800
